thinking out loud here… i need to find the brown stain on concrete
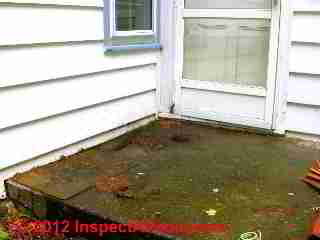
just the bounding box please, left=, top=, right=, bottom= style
left=9, top=119, right=320, bottom=239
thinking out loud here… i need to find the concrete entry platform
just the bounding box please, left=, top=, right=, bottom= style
left=5, top=120, right=320, bottom=239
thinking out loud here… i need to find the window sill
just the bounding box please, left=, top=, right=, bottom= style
left=104, top=43, right=161, bottom=53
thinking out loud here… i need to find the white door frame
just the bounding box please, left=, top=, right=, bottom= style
left=172, top=0, right=290, bottom=133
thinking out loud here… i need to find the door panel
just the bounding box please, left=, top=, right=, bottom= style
left=174, top=0, right=280, bottom=130
left=183, top=18, right=270, bottom=88
left=182, top=89, right=266, bottom=120
left=183, top=19, right=234, bottom=84
left=185, top=0, right=272, bottom=9
left=236, top=22, right=270, bottom=88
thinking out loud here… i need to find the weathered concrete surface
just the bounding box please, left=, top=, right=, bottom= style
left=6, top=120, right=320, bottom=239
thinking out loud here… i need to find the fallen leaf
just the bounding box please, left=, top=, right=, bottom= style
left=205, top=209, right=217, bottom=216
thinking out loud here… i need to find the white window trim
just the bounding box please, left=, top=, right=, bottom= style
left=109, top=0, right=158, bottom=38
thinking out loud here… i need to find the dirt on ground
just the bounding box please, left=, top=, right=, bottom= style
left=0, top=200, right=62, bottom=240
left=96, top=175, right=129, bottom=193
left=0, top=200, right=89, bottom=240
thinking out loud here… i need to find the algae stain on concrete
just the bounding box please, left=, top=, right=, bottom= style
left=11, top=120, right=320, bottom=239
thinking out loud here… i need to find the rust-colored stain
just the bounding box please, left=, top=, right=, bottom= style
left=254, top=207, right=296, bottom=217
left=96, top=175, right=129, bottom=193
left=128, top=135, right=163, bottom=148
left=159, top=119, right=181, bottom=129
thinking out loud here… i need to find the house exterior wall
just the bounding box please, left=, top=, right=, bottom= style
left=286, top=0, right=320, bottom=138
left=1, top=0, right=320, bottom=197
left=0, top=0, right=160, bottom=197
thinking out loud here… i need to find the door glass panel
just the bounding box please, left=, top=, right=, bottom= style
left=183, top=18, right=270, bottom=88
left=185, top=0, right=272, bottom=9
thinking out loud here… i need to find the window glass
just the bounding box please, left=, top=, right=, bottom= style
left=183, top=18, right=270, bottom=88
left=116, top=0, right=153, bottom=31
left=185, top=0, right=272, bottom=9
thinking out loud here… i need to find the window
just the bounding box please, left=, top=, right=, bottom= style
left=104, top=0, right=160, bottom=52
left=115, top=0, right=153, bottom=33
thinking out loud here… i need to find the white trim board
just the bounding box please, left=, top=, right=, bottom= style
left=271, top=0, right=291, bottom=134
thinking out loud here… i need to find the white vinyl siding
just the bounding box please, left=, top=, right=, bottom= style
left=0, top=1, right=159, bottom=170
left=286, top=1, right=320, bottom=136
left=0, top=0, right=103, bottom=7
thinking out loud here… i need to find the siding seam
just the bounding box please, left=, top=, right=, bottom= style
left=0, top=62, right=158, bottom=89
left=0, top=89, right=156, bottom=132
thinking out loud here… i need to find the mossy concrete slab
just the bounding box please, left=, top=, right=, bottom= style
left=6, top=120, right=320, bottom=239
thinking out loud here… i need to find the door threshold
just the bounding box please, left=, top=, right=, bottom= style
left=158, top=112, right=285, bottom=137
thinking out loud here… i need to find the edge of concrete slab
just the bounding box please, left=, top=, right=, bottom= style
left=4, top=179, right=179, bottom=240
left=0, top=115, right=156, bottom=199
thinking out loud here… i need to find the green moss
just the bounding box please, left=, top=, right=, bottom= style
left=12, top=120, right=320, bottom=239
